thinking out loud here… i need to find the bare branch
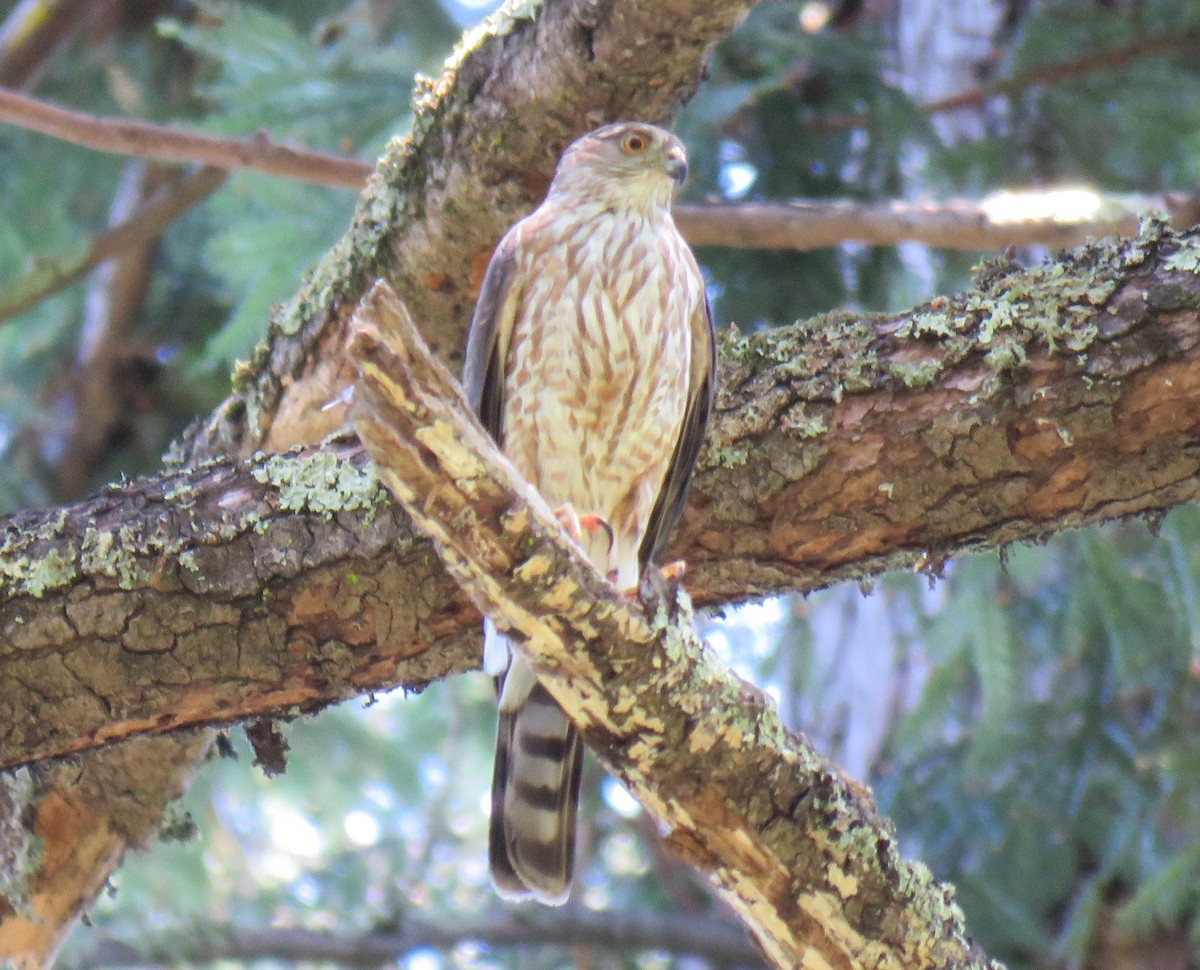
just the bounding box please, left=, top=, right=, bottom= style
left=12, top=90, right=1195, bottom=273
left=674, top=190, right=1199, bottom=252
left=0, top=88, right=371, bottom=188
left=64, top=910, right=765, bottom=969
left=0, top=165, right=228, bottom=324
left=11, top=81, right=1195, bottom=259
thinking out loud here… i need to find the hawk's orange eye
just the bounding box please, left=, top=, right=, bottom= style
left=621, top=131, right=650, bottom=154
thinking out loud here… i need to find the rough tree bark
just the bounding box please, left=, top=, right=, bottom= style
left=0, top=0, right=759, bottom=962
left=2, top=224, right=1199, bottom=770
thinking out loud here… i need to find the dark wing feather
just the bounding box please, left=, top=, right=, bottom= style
left=463, top=235, right=519, bottom=442
left=639, top=290, right=717, bottom=570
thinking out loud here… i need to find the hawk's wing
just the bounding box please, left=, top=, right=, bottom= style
left=465, top=224, right=584, bottom=905
left=638, top=282, right=716, bottom=570
left=463, top=232, right=520, bottom=443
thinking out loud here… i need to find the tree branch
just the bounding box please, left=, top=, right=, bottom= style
left=346, top=279, right=999, bottom=970
left=2, top=223, right=1198, bottom=772
left=0, top=165, right=228, bottom=324
left=65, top=909, right=765, bottom=969
left=674, top=190, right=1200, bottom=253
left=0, top=88, right=371, bottom=189
left=8, top=92, right=1193, bottom=280
left=8, top=82, right=1194, bottom=260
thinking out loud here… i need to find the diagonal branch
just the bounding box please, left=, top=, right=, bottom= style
left=922, top=24, right=1200, bottom=115
left=179, top=0, right=761, bottom=461
left=346, top=278, right=999, bottom=970
left=0, top=165, right=228, bottom=324
left=813, top=24, right=1200, bottom=131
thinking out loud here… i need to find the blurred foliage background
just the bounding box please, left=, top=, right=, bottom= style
left=3, top=0, right=1200, bottom=967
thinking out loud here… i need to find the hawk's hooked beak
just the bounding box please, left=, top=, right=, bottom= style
left=665, top=148, right=688, bottom=186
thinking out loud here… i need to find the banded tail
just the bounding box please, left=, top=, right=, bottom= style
left=487, top=625, right=583, bottom=905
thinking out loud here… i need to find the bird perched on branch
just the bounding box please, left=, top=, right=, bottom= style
left=463, top=122, right=715, bottom=905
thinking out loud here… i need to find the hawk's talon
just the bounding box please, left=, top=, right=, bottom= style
left=577, top=513, right=615, bottom=552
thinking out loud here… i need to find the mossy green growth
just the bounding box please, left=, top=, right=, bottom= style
left=413, top=0, right=544, bottom=132
left=889, top=358, right=943, bottom=390
left=891, top=224, right=1192, bottom=389
left=1164, top=238, right=1200, bottom=274
left=22, top=546, right=78, bottom=599
left=709, top=444, right=749, bottom=468
left=250, top=450, right=385, bottom=518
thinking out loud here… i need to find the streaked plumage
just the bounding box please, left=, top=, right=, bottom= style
left=463, top=122, right=715, bottom=905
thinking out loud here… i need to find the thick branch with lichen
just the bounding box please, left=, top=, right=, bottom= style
left=347, top=279, right=1000, bottom=970
left=2, top=224, right=1199, bottom=773
left=0, top=440, right=479, bottom=771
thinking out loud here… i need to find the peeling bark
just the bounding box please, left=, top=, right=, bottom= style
left=2, top=224, right=1199, bottom=776
left=347, top=280, right=1000, bottom=970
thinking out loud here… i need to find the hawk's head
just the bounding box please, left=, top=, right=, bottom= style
left=549, top=122, right=688, bottom=212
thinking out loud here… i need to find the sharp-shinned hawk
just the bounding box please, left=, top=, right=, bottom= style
left=463, top=122, right=715, bottom=905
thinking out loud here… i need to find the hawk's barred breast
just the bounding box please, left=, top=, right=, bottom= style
left=503, top=205, right=702, bottom=590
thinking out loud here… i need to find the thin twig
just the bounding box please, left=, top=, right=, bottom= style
left=0, top=165, right=228, bottom=324
left=924, top=25, right=1200, bottom=114
left=812, top=24, right=1200, bottom=131
left=66, top=910, right=765, bottom=969
left=0, top=88, right=372, bottom=188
